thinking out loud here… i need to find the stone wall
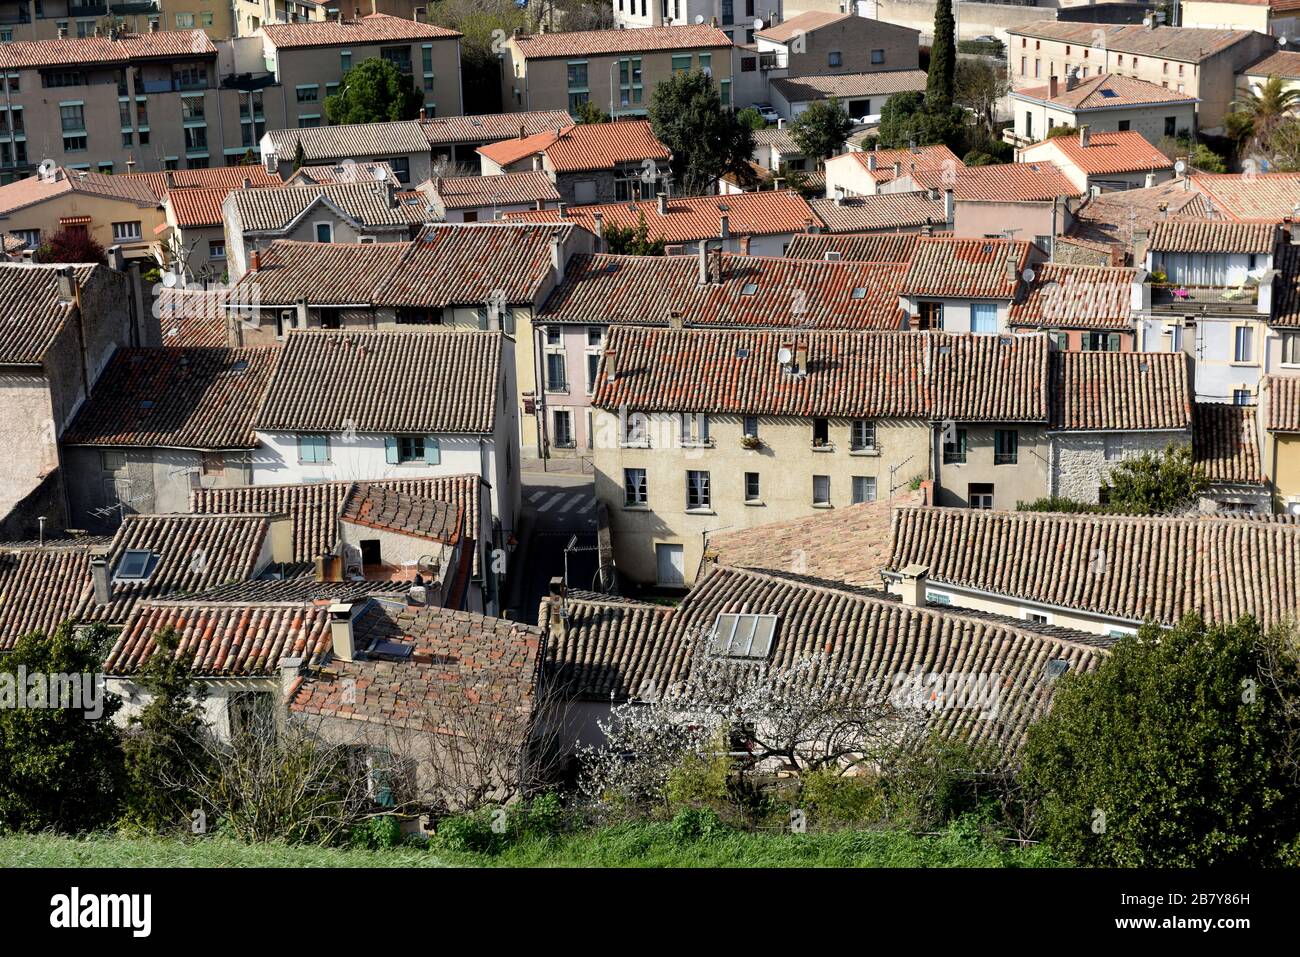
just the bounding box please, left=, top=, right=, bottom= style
left=1051, top=431, right=1188, bottom=502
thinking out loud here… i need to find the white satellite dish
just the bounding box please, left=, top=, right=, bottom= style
left=161, top=271, right=179, bottom=289
left=1282, top=36, right=1290, bottom=46
left=754, top=18, right=764, bottom=30
left=694, top=14, right=703, bottom=23
left=37, top=158, right=55, bottom=180
left=777, top=346, right=793, bottom=365
left=372, top=164, right=389, bottom=181
left=1022, top=268, right=1036, bottom=283
left=1174, top=160, right=1186, bottom=174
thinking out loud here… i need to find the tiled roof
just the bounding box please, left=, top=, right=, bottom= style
left=1188, top=172, right=1300, bottom=222
left=105, top=600, right=333, bottom=677
left=1147, top=220, right=1278, bottom=253
left=421, top=110, right=574, bottom=146
left=544, top=563, right=1107, bottom=761
left=341, top=483, right=462, bottom=545
left=1013, top=73, right=1197, bottom=110
left=291, top=162, right=399, bottom=187
left=1008, top=263, right=1137, bottom=330
left=0, top=167, right=159, bottom=217
left=255, top=330, right=501, bottom=434
left=770, top=69, right=927, bottom=104
left=0, top=544, right=93, bottom=650
left=901, top=236, right=1033, bottom=299
left=431, top=170, right=559, bottom=209
left=1067, top=181, right=1213, bottom=249
left=290, top=599, right=541, bottom=732
left=230, top=241, right=408, bottom=305
left=166, top=187, right=233, bottom=228
left=512, top=24, right=731, bottom=58
left=1028, top=131, right=1174, bottom=176
left=784, top=232, right=923, bottom=263
left=842, top=145, right=960, bottom=185
left=707, top=488, right=927, bottom=588
left=543, top=120, right=671, bottom=173
left=0, top=263, right=97, bottom=365
left=374, top=223, right=574, bottom=307
left=192, top=475, right=480, bottom=564
left=124, top=165, right=282, bottom=198
left=809, top=192, right=946, bottom=232
left=756, top=11, right=848, bottom=40
left=63, top=348, right=275, bottom=450
left=154, top=287, right=231, bottom=347
left=263, top=121, right=431, bottom=164
left=1274, top=242, right=1300, bottom=327
left=0, top=29, right=216, bottom=69
left=1194, top=403, right=1263, bottom=486
left=1243, top=49, right=1300, bottom=79
left=909, top=161, right=1080, bottom=201
left=229, top=182, right=431, bottom=232
left=1265, top=375, right=1300, bottom=432
left=1009, top=21, right=1258, bottom=62
left=261, top=13, right=460, bottom=48
left=187, top=577, right=405, bottom=604
left=508, top=189, right=816, bottom=243
left=594, top=327, right=1049, bottom=421
left=477, top=127, right=570, bottom=168
left=886, top=506, right=1300, bottom=629
left=539, top=252, right=907, bottom=330
left=1049, top=352, right=1192, bottom=431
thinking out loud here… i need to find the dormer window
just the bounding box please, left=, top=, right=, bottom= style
left=115, top=549, right=158, bottom=582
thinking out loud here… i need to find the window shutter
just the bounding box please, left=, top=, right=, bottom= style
left=424, top=436, right=441, bottom=465
left=384, top=436, right=399, bottom=464
left=1108, top=333, right=1120, bottom=352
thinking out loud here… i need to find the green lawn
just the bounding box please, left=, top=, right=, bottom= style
left=0, top=824, right=1056, bottom=868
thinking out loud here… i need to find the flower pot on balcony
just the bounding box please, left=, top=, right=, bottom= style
left=741, top=435, right=762, bottom=450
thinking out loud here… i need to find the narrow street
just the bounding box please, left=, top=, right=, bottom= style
left=506, top=468, right=600, bottom=623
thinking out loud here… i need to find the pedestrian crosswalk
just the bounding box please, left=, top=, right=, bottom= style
left=527, top=489, right=597, bottom=515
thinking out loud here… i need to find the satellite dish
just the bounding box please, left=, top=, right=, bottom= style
left=1142, top=16, right=1152, bottom=27
left=1174, top=160, right=1186, bottom=174
left=754, top=18, right=764, bottom=30
left=161, top=271, right=179, bottom=289
left=37, top=158, right=55, bottom=180
left=777, top=346, right=793, bottom=365
left=372, top=164, right=389, bottom=181
left=1022, top=268, right=1036, bottom=283
left=694, top=14, right=703, bottom=22
left=1282, top=36, right=1290, bottom=46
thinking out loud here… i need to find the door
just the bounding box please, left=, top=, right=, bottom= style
left=655, top=543, right=684, bottom=586
left=971, top=302, right=998, bottom=334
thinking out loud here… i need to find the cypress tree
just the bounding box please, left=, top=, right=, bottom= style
left=927, top=0, right=957, bottom=113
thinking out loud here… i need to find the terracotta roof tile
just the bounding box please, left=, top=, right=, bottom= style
left=431, top=170, right=559, bottom=209
left=901, top=236, right=1033, bottom=299
left=1010, top=21, right=1258, bottom=63
left=154, top=287, right=230, bottom=347
left=1243, top=49, right=1300, bottom=79
left=125, top=165, right=281, bottom=198
left=231, top=241, right=409, bottom=305
left=1050, top=351, right=1192, bottom=431
left=784, top=232, right=923, bottom=263
left=0, top=167, right=159, bottom=217
left=261, top=13, right=460, bottom=48
left=1014, top=73, right=1196, bottom=110
left=421, top=110, right=574, bottom=146
left=341, top=483, right=463, bottom=545
left=1148, top=219, right=1277, bottom=253
left=755, top=11, right=849, bottom=40
left=1027, top=130, right=1173, bottom=176
left=166, top=187, right=232, bottom=228
left=842, top=144, right=960, bottom=184
left=1194, top=402, right=1263, bottom=485
left=0, top=544, right=93, bottom=650
left=909, top=161, right=1080, bottom=201
left=929, top=332, right=1050, bottom=422
left=809, top=192, right=945, bottom=232
left=1265, top=375, right=1300, bottom=432
left=1187, top=172, right=1300, bottom=222
left=229, top=181, right=431, bottom=232
left=513, top=24, right=731, bottom=58
left=0, top=263, right=98, bottom=364
left=263, top=120, right=432, bottom=164
left=1009, top=263, right=1137, bottom=330
left=0, top=29, right=216, bottom=69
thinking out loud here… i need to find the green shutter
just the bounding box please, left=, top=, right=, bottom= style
left=424, top=436, right=441, bottom=465
left=384, top=436, right=399, bottom=464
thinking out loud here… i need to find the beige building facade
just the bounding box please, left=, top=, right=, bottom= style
left=0, top=0, right=234, bottom=42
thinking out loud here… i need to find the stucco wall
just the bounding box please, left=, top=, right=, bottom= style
left=932, top=424, right=1050, bottom=509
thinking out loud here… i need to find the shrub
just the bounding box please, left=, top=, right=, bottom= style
left=433, top=809, right=502, bottom=854
left=351, top=814, right=404, bottom=850
left=798, top=769, right=885, bottom=828
left=670, top=807, right=729, bottom=842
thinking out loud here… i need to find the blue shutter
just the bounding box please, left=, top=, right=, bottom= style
left=384, top=436, right=399, bottom=464
left=424, top=436, right=440, bottom=465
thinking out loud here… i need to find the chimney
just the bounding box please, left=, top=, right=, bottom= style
left=1079, top=125, right=1090, bottom=148
left=897, top=563, right=929, bottom=607
left=165, top=170, right=176, bottom=190
left=773, top=177, right=785, bottom=190
left=794, top=343, right=808, bottom=375
left=248, top=248, right=262, bottom=273
left=1049, top=75, right=1059, bottom=98
left=592, top=210, right=604, bottom=247
left=739, top=235, right=751, bottom=255
left=519, top=124, right=526, bottom=139
left=419, top=107, right=426, bottom=121
left=268, top=514, right=293, bottom=564
left=668, top=310, right=683, bottom=329
left=1290, top=216, right=1300, bottom=245
left=943, top=188, right=954, bottom=224
left=329, top=602, right=358, bottom=662
left=55, top=266, right=76, bottom=303
left=719, top=213, right=730, bottom=239
left=557, top=202, right=568, bottom=218
left=892, top=161, right=902, bottom=178
left=867, top=153, right=877, bottom=170
left=1065, top=70, right=1078, bottom=92
left=89, top=550, right=111, bottom=605
left=604, top=349, right=617, bottom=382
left=1145, top=172, right=1157, bottom=189
left=921, top=223, right=933, bottom=236
left=711, top=15, right=718, bottom=25
left=551, top=231, right=564, bottom=283
left=657, top=191, right=667, bottom=214
left=698, top=242, right=710, bottom=284
left=241, top=176, right=251, bottom=191
left=1006, top=252, right=1020, bottom=284
left=547, top=577, right=566, bottom=628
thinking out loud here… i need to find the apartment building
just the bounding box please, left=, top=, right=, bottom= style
left=0, top=165, right=163, bottom=258
left=0, top=0, right=233, bottom=42
left=612, top=0, right=782, bottom=47
left=257, top=14, right=464, bottom=123
left=261, top=120, right=433, bottom=183
left=753, top=11, right=919, bottom=78
left=500, top=24, right=734, bottom=116
left=1007, top=21, right=1274, bottom=132
left=234, top=0, right=325, bottom=37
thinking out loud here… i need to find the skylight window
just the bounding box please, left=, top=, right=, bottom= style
left=229, top=359, right=249, bottom=373
left=736, top=348, right=751, bottom=359
left=140, top=399, right=155, bottom=410
left=740, top=282, right=759, bottom=296
left=851, top=287, right=868, bottom=300
left=114, top=549, right=158, bottom=582
left=1043, top=659, right=1071, bottom=681
left=707, top=613, right=778, bottom=659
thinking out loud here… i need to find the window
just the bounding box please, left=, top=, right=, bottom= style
left=12, top=229, right=39, bottom=249
left=1234, top=389, right=1252, bottom=406
left=566, top=60, right=588, bottom=89
left=184, top=126, right=207, bottom=151
left=812, top=418, right=830, bottom=448
left=828, top=51, right=842, bottom=67
left=545, top=353, right=567, bottom=392
left=115, top=549, right=158, bottom=582
left=59, top=102, right=84, bottom=132
left=852, top=476, right=877, bottom=504
left=970, top=302, right=998, bottom=334
left=181, top=97, right=204, bottom=121
left=341, top=51, right=351, bottom=72
left=297, top=434, right=329, bottom=464
left=625, top=468, right=648, bottom=506
left=1234, top=326, right=1253, bottom=363
left=995, top=429, right=1018, bottom=465
left=1084, top=332, right=1121, bottom=352
left=686, top=470, right=711, bottom=510
left=744, top=472, right=761, bottom=503
left=101, top=450, right=127, bottom=473
left=63, top=134, right=88, bottom=152
left=742, top=57, right=757, bottom=72
left=396, top=436, right=426, bottom=462
left=1103, top=434, right=1124, bottom=462
left=708, top=613, right=778, bottom=659
left=625, top=412, right=649, bottom=446
left=315, top=222, right=333, bottom=243
left=850, top=419, right=875, bottom=451
left=175, top=12, right=195, bottom=27
left=943, top=428, right=967, bottom=464
left=1282, top=332, right=1300, bottom=365
left=871, top=49, right=885, bottom=64
left=385, top=157, right=410, bottom=185
left=585, top=353, right=599, bottom=394
left=201, top=452, right=224, bottom=476
left=969, top=483, right=994, bottom=509
left=680, top=413, right=709, bottom=446
left=553, top=410, right=574, bottom=448
left=743, top=416, right=759, bottom=438
left=112, top=221, right=142, bottom=241
left=586, top=326, right=603, bottom=347
left=296, top=85, right=319, bottom=102
left=209, top=241, right=225, bottom=260
left=671, top=54, right=692, bottom=74
left=813, top=474, right=831, bottom=506
left=1164, top=115, right=1177, bottom=138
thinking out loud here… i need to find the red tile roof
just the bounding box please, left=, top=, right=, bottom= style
left=1013, top=73, right=1197, bottom=110
left=909, top=161, right=1080, bottom=201
left=809, top=192, right=946, bottom=232
left=1188, top=172, right=1300, bottom=222
left=166, top=187, right=230, bottom=228
left=479, top=119, right=670, bottom=172
left=770, top=69, right=927, bottom=104
left=1008, top=263, right=1137, bottom=330
left=341, top=483, right=463, bottom=545
left=0, top=167, right=159, bottom=216
left=261, top=13, right=460, bottom=48
left=512, top=24, right=731, bottom=59
left=1050, top=352, right=1192, bottom=431
left=1194, top=402, right=1263, bottom=486
left=539, top=252, right=907, bottom=329
left=783, top=232, right=924, bottom=263
left=125, top=165, right=281, bottom=199
left=841, top=144, right=961, bottom=184
left=431, top=170, right=560, bottom=210
left=755, top=10, right=849, bottom=41
left=154, top=287, right=231, bottom=347
left=0, top=29, right=216, bottom=69
left=0, top=263, right=100, bottom=365
left=509, top=189, right=816, bottom=243
left=1265, top=375, right=1300, bottom=432
left=901, top=236, right=1033, bottom=299
left=63, top=348, right=275, bottom=450
left=1009, top=21, right=1258, bottom=63
left=1026, top=131, right=1173, bottom=176
left=1243, top=49, right=1300, bottom=79
left=421, top=110, right=574, bottom=146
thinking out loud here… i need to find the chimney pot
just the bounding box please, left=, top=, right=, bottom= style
left=90, top=551, right=111, bottom=605
left=697, top=242, right=709, bottom=284
left=897, top=563, right=929, bottom=607
left=1079, top=124, right=1090, bottom=148
left=657, top=191, right=667, bottom=214
left=668, top=311, right=683, bottom=329
left=329, top=602, right=358, bottom=662
left=242, top=177, right=251, bottom=190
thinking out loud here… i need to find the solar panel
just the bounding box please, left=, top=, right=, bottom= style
left=707, top=613, right=778, bottom=659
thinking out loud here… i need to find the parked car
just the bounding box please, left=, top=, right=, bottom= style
left=753, top=103, right=780, bottom=124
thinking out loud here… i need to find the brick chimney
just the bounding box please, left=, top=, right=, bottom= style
left=248, top=248, right=262, bottom=272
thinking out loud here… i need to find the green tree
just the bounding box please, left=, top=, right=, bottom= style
left=926, top=0, right=956, bottom=113
left=736, top=107, right=770, bottom=131
left=1228, top=74, right=1300, bottom=155
left=954, top=58, right=1009, bottom=139
left=573, top=100, right=610, bottom=124
left=292, top=138, right=306, bottom=172
left=602, top=211, right=666, bottom=256
left=1188, top=142, right=1228, bottom=174
left=789, top=99, right=855, bottom=168
left=649, top=70, right=755, bottom=195
left=0, top=624, right=125, bottom=833
left=121, top=627, right=213, bottom=833
left=1101, top=443, right=1207, bottom=514
left=1023, top=615, right=1300, bottom=867
left=324, top=57, right=423, bottom=125
left=877, top=90, right=965, bottom=152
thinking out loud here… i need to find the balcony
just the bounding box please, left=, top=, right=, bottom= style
left=69, top=3, right=107, bottom=15
left=1149, top=283, right=1260, bottom=317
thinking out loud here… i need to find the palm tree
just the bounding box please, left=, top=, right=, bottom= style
left=1229, top=75, right=1300, bottom=153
